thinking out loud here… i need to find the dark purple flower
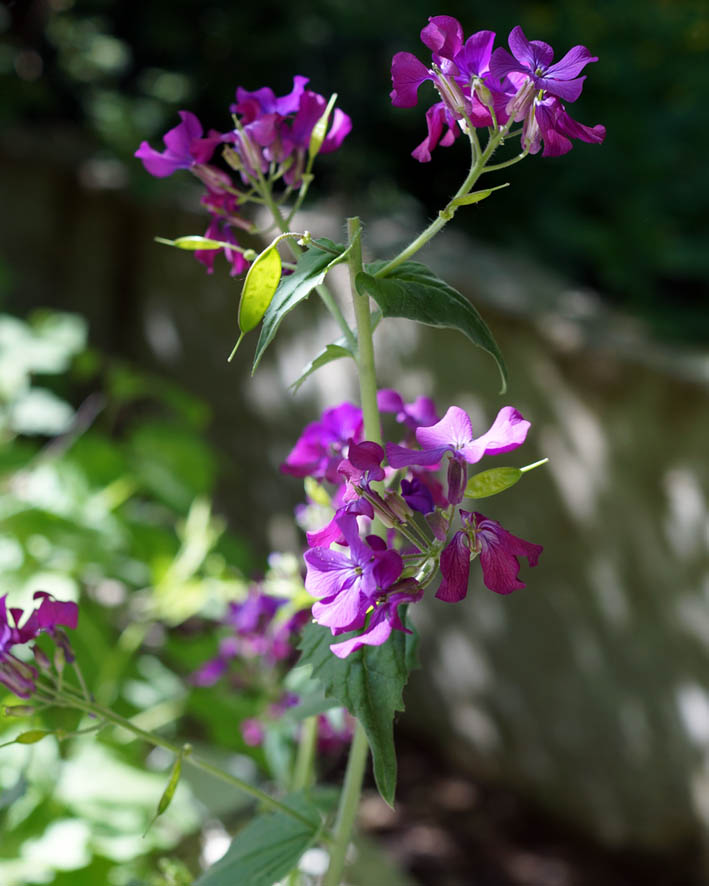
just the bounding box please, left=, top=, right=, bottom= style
left=304, top=514, right=403, bottom=633
left=400, top=476, right=435, bottom=514
left=470, top=511, right=543, bottom=594
left=436, top=530, right=472, bottom=602
left=489, top=26, right=598, bottom=106
left=436, top=511, right=543, bottom=601
left=281, top=403, right=363, bottom=483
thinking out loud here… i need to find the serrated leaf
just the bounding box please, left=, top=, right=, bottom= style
left=252, top=240, right=345, bottom=372
left=194, top=793, right=320, bottom=886
left=357, top=263, right=507, bottom=393
left=466, top=466, right=522, bottom=499
left=239, top=246, right=282, bottom=334
left=290, top=341, right=353, bottom=393
left=297, top=619, right=418, bottom=807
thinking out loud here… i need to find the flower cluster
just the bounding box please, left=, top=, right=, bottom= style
left=0, top=592, right=78, bottom=698
left=285, top=392, right=543, bottom=658
left=190, top=583, right=353, bottom=752
left=391, top=17, right=605, bottom=159
left=135, top=77, right=351, bottom=275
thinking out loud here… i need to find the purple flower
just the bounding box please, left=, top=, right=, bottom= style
left=490, top=26, right=598, bottom=106
left=304, top=514, right=403, bottom=633
left=0, top=593, right=78, bottom=698
left=387, top=405, right=530, bottom=469
left=387, top=405, right=530, bottom=503
left=377, top=389, right=439, bottom=431
left=230, top=76, right=352, bottom=187
left=437, top=510, right=543, bottom=601
left=135, top=111, right=217, bottom=178
left=330, top=580, right=423, bottom=658
left=524, top=95, right=606, bottom=157
left=281, top=403, right=363, bottom=483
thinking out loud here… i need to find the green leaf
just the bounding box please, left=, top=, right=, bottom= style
left=238, top=245, right=283, bottom=334
left=357, top=262, right=508, bottom=393
left=252, top=239, right=345, bottom=372
left=297, top=620, right=419, bottom=807
left=465, top=466, right=522, bottom=499
left=290, top=341, right=353, bottom=393
left=194, top=793, right=320, bottom=886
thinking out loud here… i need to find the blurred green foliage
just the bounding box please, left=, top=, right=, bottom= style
left=0, top=309, right=264, bottom=883
left=1, top=0, right=707, bottom=340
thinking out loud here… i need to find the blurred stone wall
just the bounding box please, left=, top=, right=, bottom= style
left=2, top=132, right=709, bottom=850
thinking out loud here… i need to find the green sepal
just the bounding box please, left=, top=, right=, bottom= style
left=297, top=618, right=419, bottom=807
left=358, top=262, right=508, bottom=393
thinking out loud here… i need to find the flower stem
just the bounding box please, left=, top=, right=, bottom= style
left=292, top=715, right=318, bottom=791
left=57, top=693, right=317, bottom=829
left=322, top=721, right=369, bottom=886
left=374, top=120, right=516, bottom=278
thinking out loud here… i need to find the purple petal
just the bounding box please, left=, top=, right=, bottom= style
left=507, top=25, right=536, bottom=69
left=421, top=15, right=464, bottom=59
left=417, top=405, right=473, bottom=452
left=303, top=547, right=356, bottom=598
left=34, top=594, right=78, bottom=631
left=163, top=110, right=203, bottom=155
left=435, top=532, right=471, bottom=602
left=320, top=108, right=352, bottom=153
left=488, top=47, right=525, bottom=82
left=457, top=30, right=496, bottom=76
left=474, top=512, right=543, bottom=595
left=401, top=477, right=434, bottom=514
left=273, top=75, right=310, bottom=115
left=377, top=389, right=405, bottom=414
left=348, top=441, right=385, bottom=477
left=528, top=39, right=555, bottom=69
left=330, top=616, right=392, bottom=658
left=386, top=442, right=446, bottom=468
left=460, top=406, right=530, bottom=463
left=545, top=44, right=598, bottom=80
left=535, top=74, right=586, bottom=103
left=391, top=52, right=432, bottom=107
left=373, top=549, right=403, bottom=590
left=312, top=584, right=368, bottom=632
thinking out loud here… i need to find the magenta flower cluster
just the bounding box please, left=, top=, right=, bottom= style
left=0, top=592, right=78, bottom=698
left=190, top=587, right=352, bottom=752
left=284, top=392, right=542, bottom=658
left=391, top=17, right=605, bottom=159
left=135, top=78, right=351, bottom=276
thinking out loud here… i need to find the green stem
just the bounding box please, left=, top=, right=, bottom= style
left=323, top=722, right=369, bottom=886
left=374, top=120, right=516, bottom=278
left=347, top=217, right=381, bottom=445
left=320, top=216, right=384, bottom=885
left=292, top=715, right=318, bottom=791
left=58, top=693, right=317, bottom=829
